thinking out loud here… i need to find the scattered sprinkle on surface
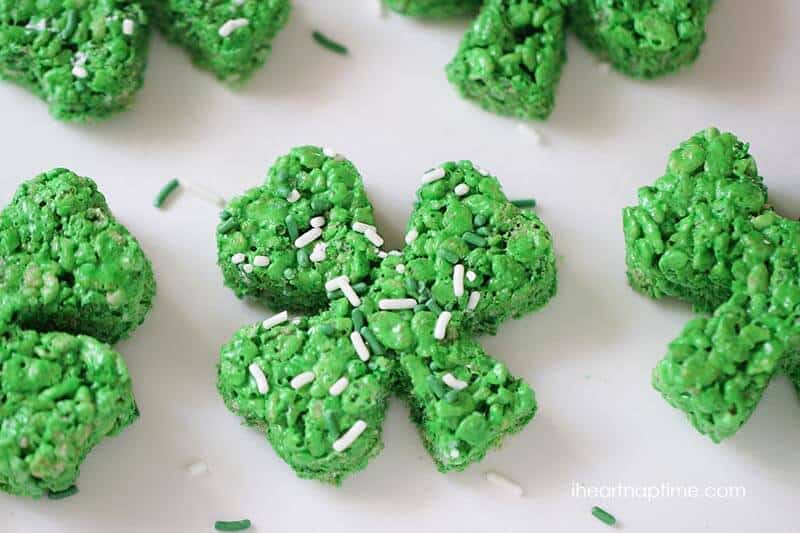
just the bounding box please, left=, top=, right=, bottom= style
left=405, top=229, right=418, bottom=244
left=186, top=461, right=209, bottom=477
left=154, top=178, right=179, bottom=208
left=442, top=372, right=468, bottom=391
left=312, top=30, right=348, bottom=55
left=181, top=179, right=226, bottom=207
left=485, top=471, right=523, bottom=497
left=511, top=198, right=537, bottom=209
left=248, top=363, right=269, bottom=394
left=467, top=291, right=481, bottom=311
left=329, top=376, right=349, bottom=396
left=218, top=18, right=249, bottom=38
left=421, top=167, right=446, bottom=184
left=262, top=311, right=288, bottom=330
left=215, top=519, right=252, bottom=531
left=454, top=183, right=470, bottom=196
left=290, top=371, right=316, bottom=390
left=48, top=486, right=79, bottom=500
left=333, top=420, right=367, bottom=452
left=434, top=311, right=451, bottom=340
left=591, top=506, right=617, bottom=526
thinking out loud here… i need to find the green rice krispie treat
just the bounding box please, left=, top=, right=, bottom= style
left=0, top=1, right=150, bottom=121
left=0, top=169, right=155, bottom=498
left=446, top=0, right=570, bottom=120
left=384, top=0, right=483, bottom=18
left=623, top=127, right=800, bottom=442
left=145, top=0, right=290, bottom=84
left=218, top=147, right=556, bottom=483
left=569, top=0, right=712, bottom=79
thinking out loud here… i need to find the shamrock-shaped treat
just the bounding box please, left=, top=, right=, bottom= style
left=623, top=128, right=800, bottom=443
left=385, top=0, right=483, bottom=18
left=217, top=146, right=557, bottom=483
left=0, top=169, right=155, bottom=498
left=144, top=0, right=290, bottom=84
left=570, top=0, right=712, bottom=79
left=0, top=1, right=150, bottom=121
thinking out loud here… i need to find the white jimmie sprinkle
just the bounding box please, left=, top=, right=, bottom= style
left=242, top=264, right=254, bottom=274
left=486, top=471, right=523, bottom=497
left=231, top=253, right=246, bottom=265
left=421, top=167, right=446, bottom=184
left=454, top=183, right=470, bottom=196
left=378, top=298, right=417, bottom=310
left=474, top=165, right=489, bottom=176
left=352, top=221, right=376, bottom=234
left=290, top=371, right=315, bottom=390
left=262, top=311, right=288, bottom=330
left=295, top=227, right=322, bottom=248
left=253, top=255, right=270, bottom=267
left=310, top=216, right=326, bottom=228
left=180, top=179, right=226, bottom=207
left=333, top=420, right=367, bottom=452
left=310, top=242, right=327, bottom=263
left=350, top=331, right=370, bottom=362
left=326, top=276, right=360, bottom=307
left=322, top=147, right=344, bottom=160
left=72, top=65, right=87, bottom=78
left=329, top=376, right=349, bottom=396
left=364, top=229, right=384, bottom=247
left=377, top=251, right=388, bottom=259
left=395, top=264, right=405, bottom=274
left=434, top=311, right=451, bottom=340
left=442, top=372, right=468, bottom=391
left=286, top=189, right=301, bottom=203
left=186, top=461, right=209, bottom=477
left=466, top=270, right=477, bottom=282
left=26, top=19, right=47, bottom=31
left=405, top=229, right=418, bottom=245
left=219, top=18, right=249, bottom=37
left=248, top=363, right=269, bottom=394
left=467, top=291, right=481, bottom=312
left=453, top=264, right=465, bottom=297
left=122, top=18, right=135, bottom=35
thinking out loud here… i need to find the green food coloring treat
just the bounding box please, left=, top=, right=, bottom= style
left=445, top=0, right=571, bottom=120
left=0, top=169, right=155, bottom=498
left=569, top=0, right=712, bottom=79
left=144, top=0, right=290, bottom=85
left=0, top=1, right=151, bottom=121
left=384, top=0, right=483, bottom=19
left=623, top=127, right=800, bottom=442
left=218, top=148, right=557, bottom=484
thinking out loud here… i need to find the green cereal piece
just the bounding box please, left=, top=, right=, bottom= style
left=591, top=506, right=616, bottom=526
left=0, top=1, right=151, bottom=122
left=48, top=485, right=79, bottom=500
left=144, top=0, right=291, bottom=85
left=446, top=0, right=571, bottom=120
left=312, top=30, right=348, bottom=55
left=385, top=0, right=483, bottom=18
left=623, top=128, right=800, bottom=442
left=218, top=153, right=557, bottom=484
left=214, top=519, right=252, bottom=532
left=570, top=0, right=713, bottom=79
left=0, top=169, right=154, bottom=498
left=154, top=178, right=180, bottom=208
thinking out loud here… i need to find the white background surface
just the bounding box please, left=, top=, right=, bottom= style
left=1, top=1, right=799, bottom=531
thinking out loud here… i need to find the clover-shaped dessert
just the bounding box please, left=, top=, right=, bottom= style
left=623, top=127, right=800, bottom=443
left=216, top=146, right=557, bottom=483
left=0, top=169, right=155, bottom=497
left=0, top=0, right=289, bottom=121
left=391, top=0, right=712, bottom=120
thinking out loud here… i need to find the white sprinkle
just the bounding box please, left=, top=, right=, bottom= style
left=453, top=264, right=465, bottom=298
left=290, top=371, right=315, bottom=390
left=379, top=298, right=417, bottom=310
left=364, top=229, right=384, bottom=247
left=466, top=270, right=477, bottom=282
left=405, top=229, right=418, bottom=245
left=122, top=18, right=135, bottom=35
left=474, top=165, right=489, bottom=176
left=325, top=275, right=346, bottom=292
left=262, top=311, right=288, bottom=330
left=450, top=449, right=460, bottom=459
left=330, top=276, right=361, bottom=307
left=333, top=420, right=367, bottom=452
left=388, top=250, right=402, bottom=256
left=180, top=179, right=226, bottom=207
left=248, top=363, right=269, bottom=394
left=322, top=147, right=342, bottom=159
left=395, top=264, right=405, bottom=274
left=72, top=65, right=87, bottom=79
left=434, top=311, right=451, bottom=340
left=352, top=221, right=376, bottom=234
left=253, top=255, right=270, bottom=267
left=517, top=123, right=541, bottom=145
left=310, top=241, right=327, bottom=263
left=421, top=167, right=446, bottom=184
left=186, top=461, right=209, bottom=477
left=350, top=331, right=370, bottom=362
left=286, top=189, right=301, bottom=203
left=310, top=216, right=326, bottom=228
left=242, top=264, right=254, bottom=274
left=486, top=471, right=523, bottom=497
left=295, top=227, right=322, bottom=248
left=329, top=376, right=349, bottom=396
left=74, top=52, right=87, bottom=65
left=219, top=18, right=249, bottom=37
left=231, top=253, right=246, bottom=265
left=454, top=183, right=470, bottom=196
left=26, top=19, right=47, bottom=31
left=442, top=372, right=468, bottom=391
left=467, top=291, right=481, bottom=312
left=377, top=251, right=388, bottom=259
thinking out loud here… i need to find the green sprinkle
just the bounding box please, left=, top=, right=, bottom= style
left=297, top=249, right=309, bottom=268
left=324, top=410, right=339, bottom=435
left=444, top=390, right=461, bottom=403
left=317, top=323, right=335, bottom=336
left=404, top=277, right=418, bottom=295
left=359, top=326, right=385, bottom=355
left=591, top=506, right=616, bottom=526
left=476, top=226, right=490, bottom=236
left=414, top=304, right=427, bottom=313
left=285, top=215, right=298, bottom=240
left=60, top=9, right=78, bottom=40
left=511, top=198, right=537, bottom=209
left=218, top=218, right=239, bottom=234
left=427, top=374, right=445, bottom=399
left=438, top=248, right=459, bottom=264
left=214, top=519, right=252, bottom=532
left=351, top=309, right=366, bottom=331
left=154, top=178, right=180, bottom=208
left=352, top=282, right=369, bottom=295
left=474, top=214, right=488, bottom=226
left=48, top=485, right=79, bottom=500
left=426, top=299, right=442, bottom=314
left=462, top=231, right=487, bottom=247
left=312, top=30, right=348, bottom=55
left=220, top=210, right=232, bottom=220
